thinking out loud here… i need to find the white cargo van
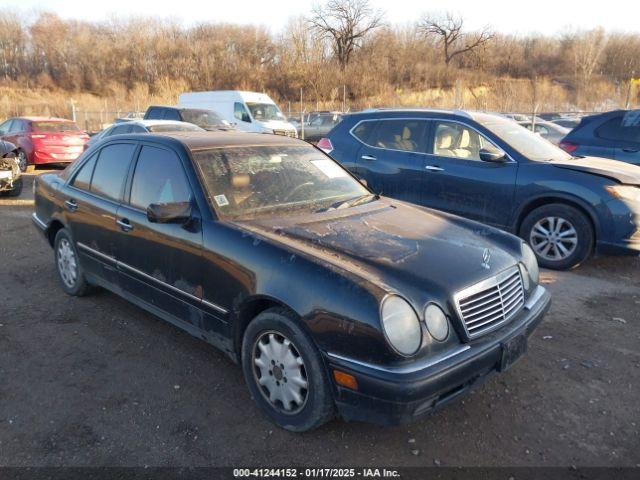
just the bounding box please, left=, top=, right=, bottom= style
left=178, top=91, right=297, bottom=137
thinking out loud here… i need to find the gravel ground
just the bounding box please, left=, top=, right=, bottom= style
left=0, top=172, right=639, bottom=468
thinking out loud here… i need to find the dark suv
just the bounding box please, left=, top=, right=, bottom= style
left=144, top=106, right=232, bottom=131
left=559, top=110, right=640, bottom=164
left=322, top=109, right=640, bottom=270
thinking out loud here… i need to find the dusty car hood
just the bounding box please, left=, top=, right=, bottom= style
left=239, top=200, right=521, bottom=297
left=551, top=156, right=640, bottom=185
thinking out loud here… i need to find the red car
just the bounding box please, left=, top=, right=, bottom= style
left=0, top=117, right=89, bottom=172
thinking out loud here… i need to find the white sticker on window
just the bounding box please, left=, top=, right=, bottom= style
left=214, top=194, right=229, bottom=207
left=311, top=159, right=347, bottom=179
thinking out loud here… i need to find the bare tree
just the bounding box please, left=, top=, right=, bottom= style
left=308, top=0, right=384, bottom=69
left=419, top=12, right=493, bottom=67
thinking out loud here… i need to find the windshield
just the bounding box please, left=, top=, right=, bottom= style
left=192, top=145, right=371, bottom=220
left=246, top=103, right=285, bottom=122
left=181, top=110, right=227, bottom=128
left=472, top=113, right=572, bottom=161
left=148, top=123, right=203, bottom=133
left=32, top=121, right=80, bottom=133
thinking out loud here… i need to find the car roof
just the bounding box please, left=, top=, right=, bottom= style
left=126, top=119, right=196, bottom=127
left=350, top=108, right=474, bottom=119
left=16, top=116, right=74, bottom=122
left=111, top=131, right=307, bottom=151
left=147, top=105, right=212, bottom=112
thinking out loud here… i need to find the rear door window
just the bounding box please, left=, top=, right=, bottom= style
left=129, top=146, right=191, bottom=210
left=90, top=143, right=137, bottom=202
left=596, top=116, right=640, bottom=143
left=367, top=119, right=429, bottom=153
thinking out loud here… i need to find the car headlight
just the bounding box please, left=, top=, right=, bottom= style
left=520, top=242, right=540, bottom=290
left=606, top=185, right=640, bottom=203
left=424, top=304, right=449, bottom=341
left=380, top=295, right=422, bottom=356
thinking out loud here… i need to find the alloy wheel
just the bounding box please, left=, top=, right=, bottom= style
left=57, top=238, right=78, bottom=288
left=252, top=331, right=309, bottom=415
left=17, top=151, right=27, bottom=172
left=529, top=216, right=578, bottom=261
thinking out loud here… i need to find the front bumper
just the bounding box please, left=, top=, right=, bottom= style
left=596, top=198, right=640, bottom=256
left=325, top=286, right=551, bottom=425
left=0, top=170, right=20, bottom=191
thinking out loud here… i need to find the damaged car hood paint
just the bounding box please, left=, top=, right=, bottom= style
left=238, top=199, right=520, bottom=297
left=550, top=156, right=640, bottom=185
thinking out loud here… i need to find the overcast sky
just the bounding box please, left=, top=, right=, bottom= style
left=3, top=0, right=639, bottom=35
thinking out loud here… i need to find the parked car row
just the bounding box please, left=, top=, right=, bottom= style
left=27, top=103, right=640, bottom=433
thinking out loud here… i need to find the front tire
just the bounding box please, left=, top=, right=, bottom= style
left=241, top=308, right=334, bottom=432
left=54, top=228, right=91, bottom=296
left=520, top=204, right=593, bottom=270
left=17, top=150, right=29, bottom=172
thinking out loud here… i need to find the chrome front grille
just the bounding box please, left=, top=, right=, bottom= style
left=454, top=266, right=525, bottom=339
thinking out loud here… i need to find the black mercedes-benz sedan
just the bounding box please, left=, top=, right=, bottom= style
left=32, top=132, right=550, bottom=431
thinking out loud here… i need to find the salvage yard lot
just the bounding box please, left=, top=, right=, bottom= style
left=1, top=174, right=639, bottom=467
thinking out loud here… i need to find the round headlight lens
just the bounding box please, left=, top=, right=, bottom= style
left=424, top=304, right=449, bottom=341
left=381, top=296, right=422, bottom=356
left=521, top=242, right=540, bottom=285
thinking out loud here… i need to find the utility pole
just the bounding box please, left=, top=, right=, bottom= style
left=300, top=88, right=304, bottom=140
left=625, top=71, right=635, bottom=109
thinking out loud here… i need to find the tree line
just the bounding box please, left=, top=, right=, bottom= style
left=0, top=0, right=638, bottom=116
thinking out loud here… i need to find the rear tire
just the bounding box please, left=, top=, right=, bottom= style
left=54, top=228, right=91, bottom=296
left=241, top=308, right=334, bottom=432
left=519, top=204, right=593, bottom=270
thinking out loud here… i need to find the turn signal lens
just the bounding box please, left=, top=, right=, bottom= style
left=333, top=370, right=358, bottom=390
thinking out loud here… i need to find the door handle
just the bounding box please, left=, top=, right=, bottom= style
left=622, top=148, right=639, bottom=153
left=64, top=199, right=78, bottom=212
left=117, top=218, right=133, bottom=232
left=361, top=155, right=376, bottom=161
left=425, top=165, right=444, bottom=171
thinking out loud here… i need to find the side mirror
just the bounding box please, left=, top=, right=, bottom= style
left=479, top=146, right=507, bottom=163
left=242, top=114, right=251, bottom=123
left=147, top=201, right=192, bottom=224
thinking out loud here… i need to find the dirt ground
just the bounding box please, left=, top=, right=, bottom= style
left=0, top=172, right=639, bottom=468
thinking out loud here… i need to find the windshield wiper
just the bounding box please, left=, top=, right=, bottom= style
left=315, top=194, right=378, bottom=213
